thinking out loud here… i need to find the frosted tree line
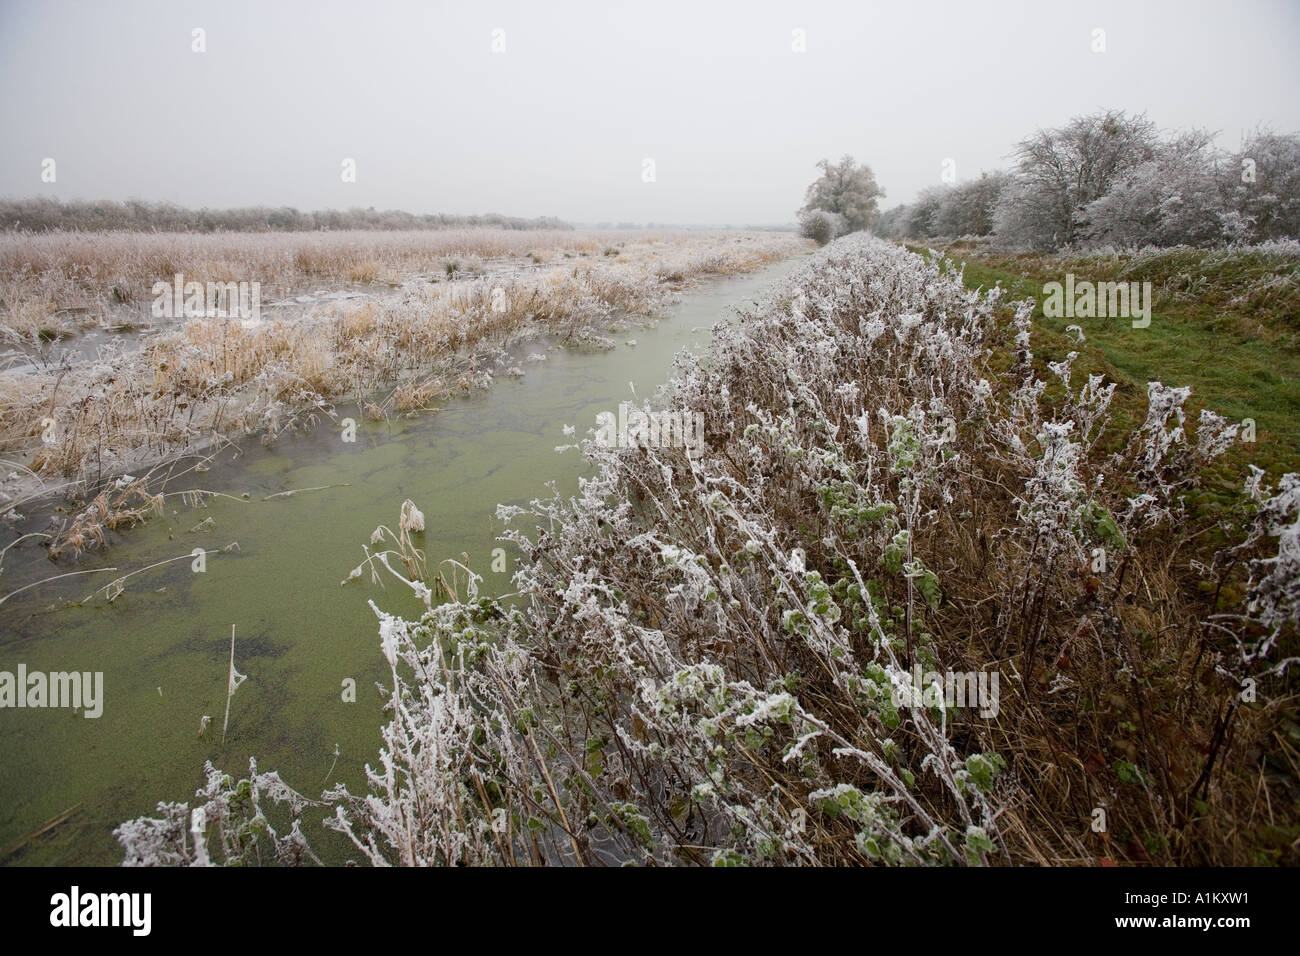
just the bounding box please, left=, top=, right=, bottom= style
left=802, top=111, right=1300, bottom=251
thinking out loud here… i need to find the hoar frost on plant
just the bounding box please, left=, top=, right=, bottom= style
left=118, top=233, right=1298, bottom=867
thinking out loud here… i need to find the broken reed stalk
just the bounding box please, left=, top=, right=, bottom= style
left=0, top=566, right=119, bottom=607
left=78, top=546, right=231, bottom=604
left=262, top=483, right=351, bottom=501
left=0, top=802, right=83, bottom=861
left=222, top=623, right=246, bottom=746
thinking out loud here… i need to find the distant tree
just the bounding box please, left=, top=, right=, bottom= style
left=872, top=204, right=910, bottom=240
left=932, top=171, right=1008, bottom=237
left=0, top=199, right=575, bottom=233
left=800, top=155, right=885, bottom=234
left=995, top=110, right=1158, bottom=249
left=904, top=186, right=949, bottom=239
left=870, top=175, right=1006, bottom=242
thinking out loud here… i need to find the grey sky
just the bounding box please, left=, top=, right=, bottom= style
left=2, top=0, right=1297, bottom=225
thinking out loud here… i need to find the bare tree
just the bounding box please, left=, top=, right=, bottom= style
left=996, top=110, right=1158, bottom=249
left=1226, top=128, right=1300, bottom=242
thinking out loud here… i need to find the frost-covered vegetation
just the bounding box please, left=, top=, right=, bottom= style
left=117, top=234, right=1299, bottom=866
left=875, top=111, right=1300, bottom=251
left=0, top=229, right=805, bottom=556
left=0, top=228, right=764, bottom=338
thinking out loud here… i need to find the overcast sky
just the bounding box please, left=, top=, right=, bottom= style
left=2, top=0, right=1297, bottom=225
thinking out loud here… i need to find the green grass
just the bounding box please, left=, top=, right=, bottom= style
left=908, top=242, right=1300, bottom=478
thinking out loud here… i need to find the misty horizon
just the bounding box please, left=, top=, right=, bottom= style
left=3, top=0, right=1298, bottom=225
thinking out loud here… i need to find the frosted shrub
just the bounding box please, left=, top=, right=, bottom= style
left=799, top=209, right=846, bottom=246
left=1220, top=470, right=1300, bottom=673
left=116, top=760, right=319, bottom=866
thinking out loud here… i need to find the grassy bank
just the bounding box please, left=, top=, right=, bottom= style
left=905, top=240, right=1300, bottom=478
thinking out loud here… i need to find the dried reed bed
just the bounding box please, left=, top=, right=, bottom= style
left=0, top=230, right=808, bottom=542
left=0, top=229, right=599, bottom=337
left=0, top=228, right=800, bottom=321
